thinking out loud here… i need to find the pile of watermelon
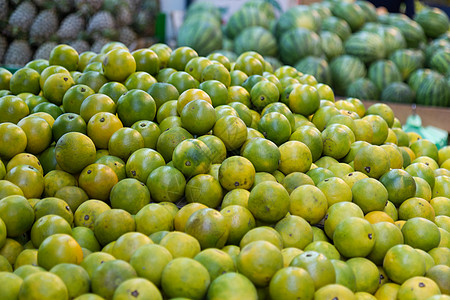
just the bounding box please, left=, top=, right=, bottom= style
left=177, top=0, right=450, bottom=107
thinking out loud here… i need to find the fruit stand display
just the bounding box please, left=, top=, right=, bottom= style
left=0, top=0, right=449, bottom=299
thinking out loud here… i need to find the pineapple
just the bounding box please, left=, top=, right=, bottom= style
left=75, top=0, right=104, bottom=16
left=7, top=1, right=37, bottom=38
left=0, top=35, right=7, bottom=63
left=133, top=0, right=159, bottom=37
left=29, top=8, right=59, bottom=45
left=91, top=36, right=110, bottom=53
left=0, top=0, right=8, bottom=25
left=86, top=11, right=116, bottom=40
left=3, top=40, right=33, bottom=66
left=117, top=26, right=137, bottom=48
left=57, top=13, right=85, bottom=41
left=34, top=41, right=58, bottom=60
left=69, top=40, right=90, bottom=54
left=102, top=0, right=133, bottom=27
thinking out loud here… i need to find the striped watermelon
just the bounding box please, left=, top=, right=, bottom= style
left=425, top=39, right=450, bottom=66
left=389, top=49, right=425, bottom=81
left=409, top=69, right=450, bottom=107
left=362, top=24, right=407, bottom=57
left=439, top=32, right=450, bottom=42
left=389, top=18, right=426, bottom=49
left=321, top=16, right=352, bottom=41
left=320, top=31, right=344, bottom=60
left=275, top=6, right=320, bottom=38
left=294, top=56, right=332, bottom=85
left=344, top=31, right=385, bottom=64
left=346, top=78, right=380, bottom=100
left=242, top=0, right=277, bottom=21
left=414, top=7, right=450, bottom=39
left=381, top=82, right=415, bottom=104
left=368, top=60, right=402, bottom=91
left=430, top=48, right=450, bottom=75
left=186, top=1, right=222, bottom=21
left=330, top=55, right=367, bottom=96
left=355, top=1, right=378, bottom=23
left=311, top=2, right=332, bottom=20
left=331, top=2, right=366, bottom=32
left=177, top=18, right=222, bottom=56
left=279, top=27, right=322, bottom=66
left=264, top=56, right=283, bottom=71
left=225, top=7, right=271, bottom=39
left=212, top=50, right=237, bottom=63
left=234, top=26, right=278, bottom=57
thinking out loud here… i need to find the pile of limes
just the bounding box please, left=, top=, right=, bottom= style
left=0, top=42, right=449, bottom=300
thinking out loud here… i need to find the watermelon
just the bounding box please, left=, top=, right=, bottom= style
left=177, top=18, right=222, bottom=56
left=381, top=82, right=415, bottom=104
left=234, top=26, right=278, bottom=57
left=355, top=1, right=378, bottom=23
left=368, top=60, right=402, bottom=91
left=320, top=31, right=344, bottom=60
left=346, top=78, right=380, bottom=100
left=186, top=1, right=222, bottom=21
left=439, top=32, right=450, bottom=43
left=264, top=56, right=283, bottom=71
left=362, top=24, right=407, bottom=57
left=225, top=7, right=271, bottom=39
left=389, top=18, right=426, bottom=49
left=311, top=2, right=333, bottom=20
left=344, top=31, right=385, bottom=64
left=330, top=55, right=367, bottom=96
left=414, top=7, right=450, bottom=39
left=212, top=50, right=237, bottom=62
left=389, top=49, right=425, bottom=81
left=242, top=0, right=277, bottom=21
left=429, top=48, right=450, bottom=75
left=424, top=39, right=450, bottom=66
left=275, top=5, right=320, bottom=38
left=294, top=56, right=332, bottom=85
left=279, top=27, right=322, bottom=66
left=331, top=2, right=366, bottom=32
left=321, top=16, right=352, bottom=41
left=408, top=68, right=437, bottom=92
left=412, top=70, right=450, bottom=107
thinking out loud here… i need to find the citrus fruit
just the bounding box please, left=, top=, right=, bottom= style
left=116, top=89, right=156, bottom=126
left=401, top=217, right=441, bottom=251
left=0, top=195, right=35, bottom=238
left=333, top=217, right=376, bottom=258
left=91, top=259, right=137, bottom=300
left=110, top=178, right=150, bottom=214
left=383, top=244, right=426, bottom=284
left=93, top=209, right=135, bottom=246
left=346, top=257, right=380, bottom=294
left=184, top=208, right=229, bottom=249
left=219, top=156, right=255, bottom=191
left=241, top=137, right=281, bottom=173
left=37, top=233, right=83, bottom=270
left=331, top=259, right=357, bottom=292
left=213, top=115, right=248, bottom=151
left=290, top=250, right=336, bottom=290
left=248, top=181, right=290, bottom=223
left=354, top=145, right=390, bottom=179
left=207, top=272, right=258, bottom=300
left=30, top=214, right=72, bottom=248
left=55, top=132, right=96, bottom=174
left=78, top=163, right=118, bottom=201
left=397, top=276, right=441, bottom=300
left=194, top=248, right=235, bottom=281
left=125, top=148, right=165, bottom=183
left=112, top=232, right=153, bottom=262
left=258, top=112, right=292, bottom=146
left=50, top=263, right=90, bottom=299
left=324, top=202, right=364, bottom=239
left=317, top=176, right=353, bottom=206
left=161, top=257, right=210, bottom=299
left=237, top=240, right=284, bottom=287
left=275, top=215, right=313, bottom=249
left=102, top=48, right=136, bottom=82
left=129, top=244, right=172, bottom=287
left=0, top=123, right=27, bottom=160
left=5, top=164, right=44, bottom=199
left=314, top=284, right=356, bottom=300
left=172, top=138, right=212, bottom=178
left=362, top=114, right=389, bottom=145
left=269, top=266, right=315, bottom=300
left=135, top=203, right=174, bottom=236
left=159, top=231, right=201, bottom=258
left=18, top=271, right=68, bottom=300
left=352, top=178, right=389, bottom=214
left=278, top=140, right=312, bottom=175
left=0, top=272, right=23, bottom=299
left=288, top=84, right=320, bottom=117
left=289, top=184, right=328, bottom=225
left=366, top=221, right=404, bottom=265
left=180, top=99, right=216, bottom=136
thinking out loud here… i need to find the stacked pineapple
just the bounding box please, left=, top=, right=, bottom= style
left=0, top=0, right=159, bottom=66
